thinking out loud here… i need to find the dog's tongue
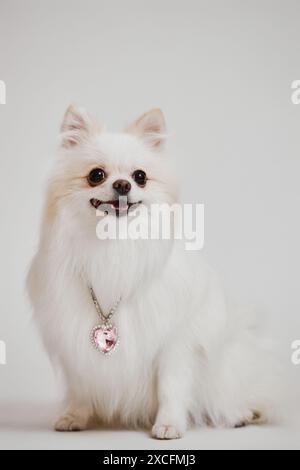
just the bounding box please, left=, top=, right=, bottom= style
left=114, top=199, right=130, bottom=214
left=90, top=198, right=133, bottom=215
left=100, top=200, right=129, bottom=216
left=111, top=200, right=121, bottom=209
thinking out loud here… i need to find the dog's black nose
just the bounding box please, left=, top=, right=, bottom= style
left=113, top=179, right=131, bottom=196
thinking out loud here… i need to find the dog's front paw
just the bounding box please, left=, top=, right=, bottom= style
left=152, top=424, right=184, bottom=440
left=55, top=414, right=87, bottom=432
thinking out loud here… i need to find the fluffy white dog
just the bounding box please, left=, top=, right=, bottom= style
left=27, top=106, right=279, bottom=439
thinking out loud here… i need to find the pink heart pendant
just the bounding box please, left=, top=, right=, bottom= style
left=91, top=324, right=119, bottom=355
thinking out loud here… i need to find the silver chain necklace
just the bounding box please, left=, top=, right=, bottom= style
left=90, top=286, right=121, bottom=356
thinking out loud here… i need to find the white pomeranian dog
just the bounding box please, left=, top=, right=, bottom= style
left=27, top=105, right=280, bottom=439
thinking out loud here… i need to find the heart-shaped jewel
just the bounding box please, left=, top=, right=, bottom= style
left=91, top=324, right=119, bottom=355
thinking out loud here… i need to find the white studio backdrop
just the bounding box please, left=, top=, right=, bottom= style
left=0, top=0, right=299, bottom=409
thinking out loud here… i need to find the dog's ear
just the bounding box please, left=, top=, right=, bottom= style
left=126, top=109, right=166, bottom=150
left=60, top=105, right=94, bottom=148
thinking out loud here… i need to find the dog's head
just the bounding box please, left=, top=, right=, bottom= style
left=46, top=105, right=178, bottom=227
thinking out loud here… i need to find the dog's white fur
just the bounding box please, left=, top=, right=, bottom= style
left=27, top=106, right=279, bottom=439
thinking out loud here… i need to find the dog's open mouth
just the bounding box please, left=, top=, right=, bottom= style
left=90, top=198, right=142, bottom=216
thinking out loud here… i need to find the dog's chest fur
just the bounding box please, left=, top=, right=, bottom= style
left=32, top=234, right=185, bottom=425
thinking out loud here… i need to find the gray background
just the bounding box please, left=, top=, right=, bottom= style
left=0, top=0, right=300, bottom=449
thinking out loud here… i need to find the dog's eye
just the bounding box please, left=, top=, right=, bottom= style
left=133, top=170, right=147, bottom=187
left=87, top=168, right=106, bottom=186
